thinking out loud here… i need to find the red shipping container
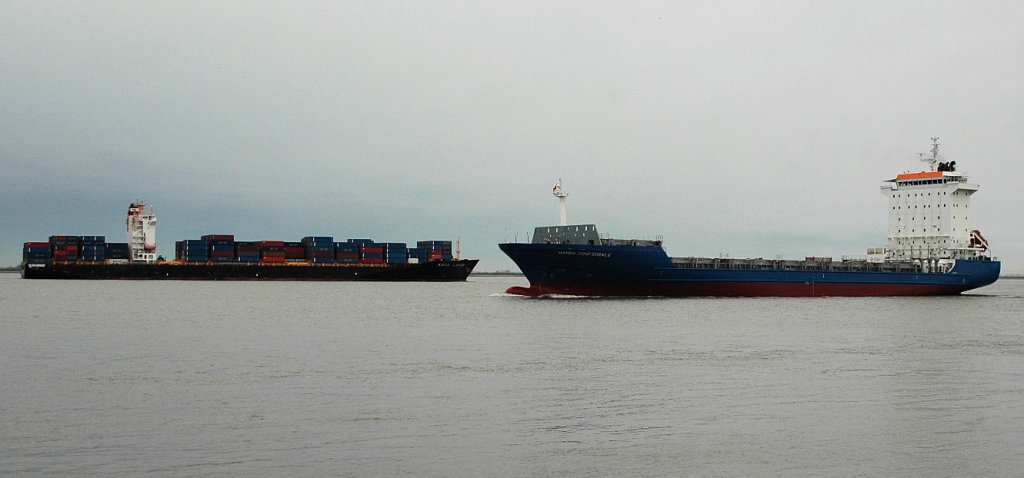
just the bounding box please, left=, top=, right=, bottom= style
left=260, top=241, right=285, bottom=247
left=360, top=258, right=385, bottom=264
left=261, top=256, right=286, bottom=263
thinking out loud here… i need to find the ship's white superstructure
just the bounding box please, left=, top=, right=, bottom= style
left=553, top=179, right=569, bottom=226
left=126, top=202, right=157, bottom=263
left=879, top=138, right=990, bottom=269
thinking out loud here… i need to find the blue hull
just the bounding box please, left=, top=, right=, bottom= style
left=499, top=243, right=1000, bottom=297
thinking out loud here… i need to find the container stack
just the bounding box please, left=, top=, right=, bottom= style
left=235, top=241, right=260, bottom=262
left=79, top=236, right=106, bottom=261
left=27, top=229, right=459, bottom=267
left=49, top=236, right=80, bottom=262
left=302, top=236, right=334, bottom=263
left=176, top=240, right=209, bottom=262
left=283, top=241, right=306, bottom=261
left=260, top=241, right=286, bottom=263
left=203, top=234, right=235, bottom=263
left=415, top=241, right=454, bottom=262
left=357, top=241, right=384, bottom=264
left=382, top=243, right=408, bottom=264
left=334, top=242, right=359, bottom=263
left=22, top=242, right=52, bottom=265
left=406, top=247, right=424, bottom=263
left=106, top=243, right=130, bottom=261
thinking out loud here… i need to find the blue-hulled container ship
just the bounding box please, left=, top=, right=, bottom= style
left=500, top=139, right=1000, bottom=297
left=22, top=203, right=476, bottom=281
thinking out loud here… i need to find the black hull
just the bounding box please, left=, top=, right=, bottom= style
left=499, top=242, right=1000, bottom=297
left=21, top=260, right=478, bottom=281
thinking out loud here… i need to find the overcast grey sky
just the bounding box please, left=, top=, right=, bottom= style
left=3, top=1, right=1022, bottom=273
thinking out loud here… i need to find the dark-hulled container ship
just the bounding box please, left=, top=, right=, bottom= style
left=500, top=139, right=1000, bottom=297
left=22, top=203, right=477, bottom=281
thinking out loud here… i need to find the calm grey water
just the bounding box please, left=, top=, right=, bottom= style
left=1, top=273, right=1022, bottom=476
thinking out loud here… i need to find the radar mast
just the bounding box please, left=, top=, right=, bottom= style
left=920, top=136, right=941, bottom=171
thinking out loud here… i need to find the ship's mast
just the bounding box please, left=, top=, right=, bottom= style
left=920, top=136, right=941, bottom=171
left=552, top=178, right=568, bottom=226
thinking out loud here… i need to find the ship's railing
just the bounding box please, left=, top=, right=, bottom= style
left=669, top=257, right=924, bottom=273
left=600, top=238, right=663, bottom=247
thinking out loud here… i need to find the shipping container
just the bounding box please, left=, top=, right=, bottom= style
left=302, top=236, right=334, bottom=246
left=201, top=234, right=235, bottom=241
left=50, top=236, right=80, bottom=243
left=417, top=241, right=453, bottom=250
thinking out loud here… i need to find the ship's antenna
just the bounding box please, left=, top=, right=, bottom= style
left=921, top=136, right=940, bottom=171
left=552, top=178, right=568, bottom=226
